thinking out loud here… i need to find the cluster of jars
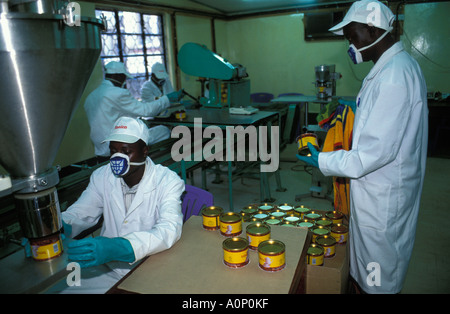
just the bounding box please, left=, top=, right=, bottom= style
left=239, top=203, right=349, bottom=266
left=200, top=205, right=286, bottom=271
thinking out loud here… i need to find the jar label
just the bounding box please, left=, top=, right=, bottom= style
left=259, top=252, right=285, bottom=270
left=247, top=233, right=271, bottom=250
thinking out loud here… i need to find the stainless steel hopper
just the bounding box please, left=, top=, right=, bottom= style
left=0, top=0, right=103, bottom=251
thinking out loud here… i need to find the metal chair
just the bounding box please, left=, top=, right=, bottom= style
left=181, top=184, right=214, bottom=223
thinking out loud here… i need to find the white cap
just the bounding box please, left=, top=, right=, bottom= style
left=102, top=117, right=149, bottom=145
left=151, top=62, right=169, bottom=79
left=105, top=61, right=134, bottom=79
left=329, top=0, right=395, bottom=35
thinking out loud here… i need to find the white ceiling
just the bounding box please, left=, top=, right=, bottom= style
left=116, top=0, right=356, bottom=17
left=188, top=0, right=353, bottom=16
left=115, top=0, right=430, bottom=17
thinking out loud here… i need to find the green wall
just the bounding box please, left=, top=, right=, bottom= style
left=51, top=1, right=450, bottom=169
left=402, top=2, right=450, bottom=95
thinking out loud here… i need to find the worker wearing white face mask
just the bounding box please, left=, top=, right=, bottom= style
left=140, top=62, right=175, bottom=102
left=297, top=0, right=428, bottom=294
left=84, top=61, right=183, bottom=159
left=49, top=117, right=184, bottom=294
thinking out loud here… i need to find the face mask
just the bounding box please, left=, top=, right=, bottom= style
left=106, top=78, right=127, bottom=88
left=110, top=153, right=145, bottom=176
left=347, top=28, right=392, bottom=64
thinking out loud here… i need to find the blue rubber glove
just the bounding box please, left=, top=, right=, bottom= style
left=67, top=236, right=135, bottom=268
left=296, top=142, right=320, bottom=168
left=21, top=238, right=32, bottom=258
left=62, top=220, right=72, bottom=238
left=167, top=89, right=184, bottom=103
left=338, top=98, right=356, bottom=113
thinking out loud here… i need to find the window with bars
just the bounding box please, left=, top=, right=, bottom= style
left=96, top=9, right=166, bottom=98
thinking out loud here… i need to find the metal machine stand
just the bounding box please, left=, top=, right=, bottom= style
left=295, top=167, right=334, bottom=203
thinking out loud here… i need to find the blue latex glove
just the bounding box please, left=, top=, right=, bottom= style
left=167, top=89, right=184, bottom=103
left=62, top=220, right=72, bottom=238
left=21, top=238, right=32, bottom=258
left=67, top=236, right=135, bottom=268
left=296, top=142, right=320, bottom=168
left=338, top=98, right=357, bottom=113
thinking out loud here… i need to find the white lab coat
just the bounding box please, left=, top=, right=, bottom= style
left=62, top=157, right=184, bottom=278
left=140, top=79, right=174, bottom=102
left=84, top=80, right=171, bottom=157
left=319, top=42, right=428, bottom=293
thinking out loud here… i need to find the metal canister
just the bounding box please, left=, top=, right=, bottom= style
left=252, top=213, right=269, bottom=222
left=312, top=225, right=331, bottom=243
left=240, top=206, right=257, bottom=222
left=223, top=237, right=249, bottom=268
left=270, top=210, right=286, bottom=220
left=174, top=110, right=186, bottom=120
left=220, top=212, right=242, bottom=237
left=296, top=133, right=320, bottom=156
left=325, top=210, right=344, bottom=225
left=283, top=214, right=301, bottom=224
left=316, top=235, right=336, bottom=258
left=297, top=219, right=315, bottom=230
left=257, top=203, right=274, bottom=213
left=278, top=203, right=294, bottom=215
left=315, top=217, right=333, bottom=229
left=29, top=232, right=63, bottom=261
left=246, top=222, right=271, bottom=250
left=281, top=221, right=297, bottom=227
left=304, top=211, right=322, bottom=221
left=306, top=243, right=324, bottom=266
left=294, top=205, right=311, bottom=219
left=201, top=206, right=223, bottom=230
left=265, top=217, right=282, bottom=225
left=331, top=223, right=349, bottom=244
left=258, top=239, right=286, bottom=272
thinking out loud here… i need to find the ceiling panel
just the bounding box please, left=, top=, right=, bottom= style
left=188, top=0, right=353, bottom=16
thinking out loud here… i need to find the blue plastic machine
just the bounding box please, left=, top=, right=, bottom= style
left=177, top=42, right=250, bottom=108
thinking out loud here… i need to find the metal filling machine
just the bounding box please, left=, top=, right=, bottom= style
left=0, top=0, right=103, bottom=292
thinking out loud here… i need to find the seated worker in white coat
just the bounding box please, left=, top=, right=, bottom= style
left=56, top=117, right=184, bottom=294
left=140, top=62, right=175, bottom=102
left=84, top=61, right=183, bottom=159
left=297, top=0, right=428, bottom=294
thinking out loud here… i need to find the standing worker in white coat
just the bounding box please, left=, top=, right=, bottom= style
left=84, top=61, right=184, bottom=160
left=297, top=0, right=428, bottom=294
left=52, top=117, right=184, bottom=293
left=140, top=62, right=175, bottom=102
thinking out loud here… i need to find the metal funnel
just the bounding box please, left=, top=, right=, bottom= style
left=0, top=7, right=103, bottom=194
left=0, top=2, right=103, bottom=249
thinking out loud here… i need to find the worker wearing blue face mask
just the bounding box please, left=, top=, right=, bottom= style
left=84, top=61, right=183, bottom=160
left=50, top=117, right=184, bottom=294
left=297, top=0, right=428, bottom=294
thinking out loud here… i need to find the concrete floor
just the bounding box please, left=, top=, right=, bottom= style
left=187, top=143, right=450, bottom=294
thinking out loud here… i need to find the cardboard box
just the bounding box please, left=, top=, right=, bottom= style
left=114, top=216, right=309, bottom=294
left=306, top=242, right=349, bottom=294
